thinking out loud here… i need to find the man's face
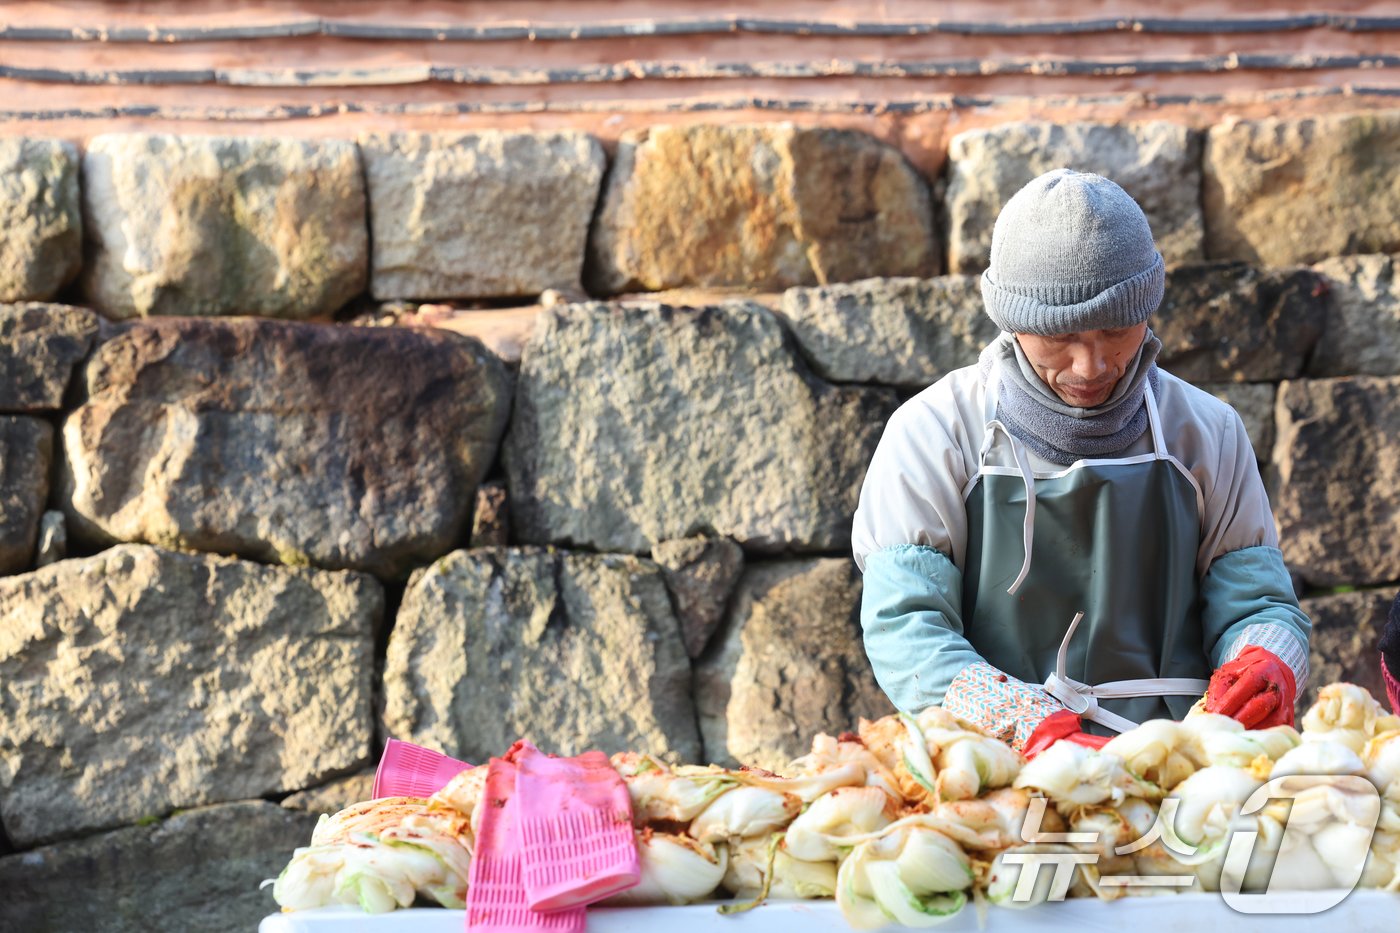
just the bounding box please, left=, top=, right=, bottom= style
left=1015, top=323, right=1149, bottom=409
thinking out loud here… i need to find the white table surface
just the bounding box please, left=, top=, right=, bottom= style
left=260, top=890, right=1398, bottom=932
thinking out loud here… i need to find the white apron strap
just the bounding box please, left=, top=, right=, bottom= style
left=983, top=357, right=1001, bottom=424
left=979, top=361, right=1036, bottom=596
left=1144, top=378, right=1168, bottom=459
left=1043, top=611, right=1211, bottom=734
left=979, top=421, right=1037, bottom=596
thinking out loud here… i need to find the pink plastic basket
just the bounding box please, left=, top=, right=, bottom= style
left=371, top=738, right=473, bottom=800
left=466, top=753, right=585, bottom=931
left=514, top=742, right=640, bottom=912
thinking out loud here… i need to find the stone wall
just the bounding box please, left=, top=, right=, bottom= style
left=2, top=110, right=1399, bottom=929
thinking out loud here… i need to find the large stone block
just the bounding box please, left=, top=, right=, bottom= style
left=1204, top=112, right=1400, bottom=266
left=1273, top=377, right=1400, bottom=587
left=0, top=303, right=99, bottom=413
left=0, top=800, right=319, bottom=933
left=651, top=535, right=745, bottom=659
left=1155, top=263, right=1325, bottom=383
left=695, top=559, right=894, bottom=771
left=778, top=276, right=997, bottom=388
left=1197, top=382, right=1276, bottom=464
left=280, top=770, right=376, bottom=815
left=0, top=139, right=81, bottom=302
left=361, top=131, right=605, bottom=300
left=81, top=134, right=367, bottom=319
left=1308, top=254, right=1400, bottom=378
left=945, top=121, right=1203, bottom=274
left=59, top=317, right=511, bottom=578
left=588, top=124, right=937, bottom=293
left=505, top=301, right=899, bottom=554
left=1296, top=590, right=1393, bottom=718
left=383, top=547, right=700, bottom=764
left=0, top=416, right=52, bottom=575
left=0, top=545, right=380, bottom=847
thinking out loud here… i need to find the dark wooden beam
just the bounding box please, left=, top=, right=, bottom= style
left=1, top=15, right=1397, bottom=44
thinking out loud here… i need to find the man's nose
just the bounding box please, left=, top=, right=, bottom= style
left=1070, top=342, right=1110, bottom=381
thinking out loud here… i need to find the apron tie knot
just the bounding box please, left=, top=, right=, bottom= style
left=1045, top=611, right=1212, bottom=735
left=1044, top=670, right=1095, bottom=717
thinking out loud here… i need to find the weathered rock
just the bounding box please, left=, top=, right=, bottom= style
left=1296, top=590, right=1393, bottom=717
left=1273, top=377, right=1400, bottom=587
left=0, top=544, right=380, bottom=846
left=651, top=536, right=745, bottom=659
left=0, top=139, right=80, bottom=303
left=945, top=121, right=1203, bottom=274
left=0, top=416, right=52, bottom=575
left=0, top=303, right=100, bottom=413
left=81, top=134, right=367, bottom=319
left=588, top=125, right=937, bottom=293
left=280, top=770, right=376, bottom=815
left=361, top=131, right=606, bottom=300
left=59, top=318, right=511, bottom=578
left=778, top=276, right=997, bottom=387
left=1198, top=382, right=1276, bottom=463
left=1203, top=113, right=1400, bottom=266
left=695, top=559, right=894, bottom=771
left=1155, top=263, right=1325, bottom=383
left=33, top=510, right=65, bottom=569
left=383, top=547, right=700, bottom=764
left=469, top=481, right=510, bottom=548
left=1308, top=254, right=1400, bottom=378
left=506, top=301, right=899, bottom=554
left=0, top=800, right=318, bottom=933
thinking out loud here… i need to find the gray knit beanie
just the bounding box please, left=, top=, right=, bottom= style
left=980, top=169, right=1165, bottom=336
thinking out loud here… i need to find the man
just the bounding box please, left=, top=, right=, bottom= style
left=1383, top=594, right=1400, bottom=714
left=852, top=168, right=1311, bottom=756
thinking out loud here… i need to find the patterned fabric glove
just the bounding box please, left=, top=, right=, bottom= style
left=1204, top=645, right=1297, bottom=728
left=1021, top=709, right=1111, bottom=760
left=942, top=661, right=1066, bottom=753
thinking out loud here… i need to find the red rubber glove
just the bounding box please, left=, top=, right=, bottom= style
left=1022, top=709, right=1111, bottom=760
left=1204, top=645, right=1297, bottom=728
left=1381, top=591, right=1400, bottom=714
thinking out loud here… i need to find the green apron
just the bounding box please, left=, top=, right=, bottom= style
left=961, top=363, right=1211, bottom=734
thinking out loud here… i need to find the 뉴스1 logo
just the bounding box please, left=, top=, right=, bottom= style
left=998, top=775, right=1383, bottom=912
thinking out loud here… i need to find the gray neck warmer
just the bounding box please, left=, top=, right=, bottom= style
left=978, top=331, right=1162, bottom=466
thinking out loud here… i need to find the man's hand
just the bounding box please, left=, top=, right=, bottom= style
left=1204, top=645, right=1297, bottom=728
left=1022, top=709, right=1110, bottom=760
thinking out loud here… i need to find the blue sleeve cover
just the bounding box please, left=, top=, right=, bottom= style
left=859, top=543, right=984, bottom=712
left=1200, top=545, right=1313, bottom=686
